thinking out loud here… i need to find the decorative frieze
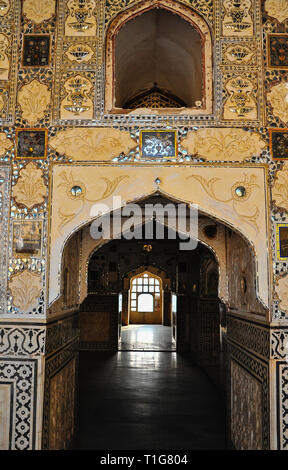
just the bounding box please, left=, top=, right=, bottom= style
left=227, top=316, right=270, bottom=360
left=181, top=128, right=266, bottom=161
left=0, top=325, right=45, bottom=356
left=49, top=127, right=136, bottom=161
left=45, top=315, right=79, bottom=357
left=271, top=329, right=288, bottom=360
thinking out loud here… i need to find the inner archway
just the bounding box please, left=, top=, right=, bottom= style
left=80, top=214, right=224, bottom=361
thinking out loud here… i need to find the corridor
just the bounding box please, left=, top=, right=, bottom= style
left=73, top=351, right=227, bottom=450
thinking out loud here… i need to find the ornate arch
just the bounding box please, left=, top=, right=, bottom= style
left=49, top=164, right=269, bottom=308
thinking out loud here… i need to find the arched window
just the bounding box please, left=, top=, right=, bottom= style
left=105, top=1, right=212, bottom=115
left=130, top=272, right=161, bottom=313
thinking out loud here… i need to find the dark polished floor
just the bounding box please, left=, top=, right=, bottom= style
left=73, top=351, right=227, bottom=450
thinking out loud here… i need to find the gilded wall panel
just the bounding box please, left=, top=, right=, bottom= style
left=181, top=128, right=266, bottom=161
left=49, top=127, right=136, bottom=161
left=22, top=0, right=56, bottom=24
left=65, top=0, right=97, bottom=37
left=272, top=163, right=288, bottom=213
left=0, top=33, right=10, bottom=81
left=12, top=162, right=46, bottom=209
left=18, top=79, right=51, bottom=126
left=222, top=0, right=254, bottom=38
left=9, top=270, right=43, bottom=313
left=267, top=82, right=288, bottom=125
left=275, top=276, right=288, bottom=314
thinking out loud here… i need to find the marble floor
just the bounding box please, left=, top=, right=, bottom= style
left=119, top=324, right=176, bottom=351
left=73, top=351, right=227, bottom=450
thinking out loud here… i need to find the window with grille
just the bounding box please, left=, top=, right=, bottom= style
left=130, top=272, right=161, bottom=313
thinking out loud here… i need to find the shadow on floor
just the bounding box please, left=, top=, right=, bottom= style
left=72, top=351, right=227, bottom=450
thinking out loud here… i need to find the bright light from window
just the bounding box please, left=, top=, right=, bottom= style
left=137, top=293, right=154, bottom=312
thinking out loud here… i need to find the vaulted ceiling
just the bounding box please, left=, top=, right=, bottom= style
left=114, top=8, right=203, bottom=108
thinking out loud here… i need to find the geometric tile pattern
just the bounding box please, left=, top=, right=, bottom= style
left=0, top=359, right=37, bottom=450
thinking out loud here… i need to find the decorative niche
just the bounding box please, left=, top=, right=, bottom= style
left=105, top=0, right=213, bottom=116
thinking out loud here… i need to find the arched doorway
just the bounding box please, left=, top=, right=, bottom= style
left=128, top=271, right=163, bottom=325
left=46, top=191, right=269, bottom=450
left=79, top=211, right=224, bottom=361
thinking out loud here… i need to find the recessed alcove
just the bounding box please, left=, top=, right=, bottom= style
left=105, top=0, right=213, bottom=115
left=114, top=8, right=203, bottom=109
